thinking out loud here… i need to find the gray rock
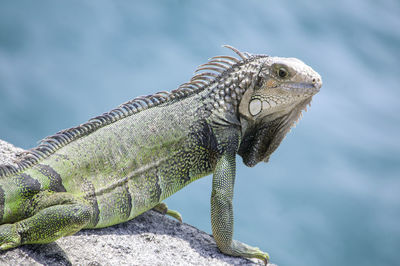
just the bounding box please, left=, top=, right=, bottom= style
left=0, top=139, right=274, bottom=265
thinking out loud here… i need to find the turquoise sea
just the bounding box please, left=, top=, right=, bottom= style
left=0, top=1, right=399, bottom=265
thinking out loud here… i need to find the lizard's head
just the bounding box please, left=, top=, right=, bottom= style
left=237, top=54, right=322, bottom=167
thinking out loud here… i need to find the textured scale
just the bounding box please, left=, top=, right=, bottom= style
left=0, top=46, right=322, bottom=264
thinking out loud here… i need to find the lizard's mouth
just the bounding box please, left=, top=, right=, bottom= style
left=249, top=81, right=319, bottom=119
left=281, top=81, right=321, bottom=95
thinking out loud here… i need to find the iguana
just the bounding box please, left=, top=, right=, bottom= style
left=0, top=45, right=321, bottom=264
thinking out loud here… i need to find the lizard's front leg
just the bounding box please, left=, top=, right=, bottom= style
left=211, top=151, right=270, bottom=264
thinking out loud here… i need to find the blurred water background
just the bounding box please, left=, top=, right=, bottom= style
left=0, top=1, right=399, bottom=265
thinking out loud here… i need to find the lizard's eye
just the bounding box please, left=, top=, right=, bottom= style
left=277, top=67, right=289, bottom=79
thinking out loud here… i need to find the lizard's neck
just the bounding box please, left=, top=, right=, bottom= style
left=200, top=65, right=261, bottom=128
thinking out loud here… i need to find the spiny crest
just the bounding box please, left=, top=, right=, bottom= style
left=0, top=45, right=254, bottom=178
left=174, top=45, right=254, bottom=93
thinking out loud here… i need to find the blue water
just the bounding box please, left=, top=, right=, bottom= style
left=1, top=1, right=399, bottom=265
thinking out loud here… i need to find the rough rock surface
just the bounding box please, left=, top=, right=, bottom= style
left=0, top=139, right=274, bottom=265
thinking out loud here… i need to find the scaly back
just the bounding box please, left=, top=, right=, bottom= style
left=0, top=46, right=261, bottom=177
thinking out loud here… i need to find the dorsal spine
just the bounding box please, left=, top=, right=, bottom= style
left=0, top=46, right=254, bottom=178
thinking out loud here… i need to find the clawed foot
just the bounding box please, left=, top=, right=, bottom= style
left=0, top=224, right=21, bottom=251
left=152, top=202, right=182, bottom=223
left=219, top=239, right=270, bottom=265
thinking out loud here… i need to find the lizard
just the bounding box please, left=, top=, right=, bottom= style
left=0, top=45, right=322, bottom=264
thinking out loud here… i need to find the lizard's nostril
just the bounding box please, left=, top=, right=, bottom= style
left=313, top=77, right=322, bottom=90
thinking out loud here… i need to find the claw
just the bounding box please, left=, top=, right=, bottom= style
left=0, top=224, right=21, bottom=251
left=259, top=251, right=270, bottom=265
left=166, top=209, right=182, bottom=223
left=152, top=202, right=183, bottom=223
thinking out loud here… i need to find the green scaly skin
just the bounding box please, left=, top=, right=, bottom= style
left=0, top=45, right=322, bottom=264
